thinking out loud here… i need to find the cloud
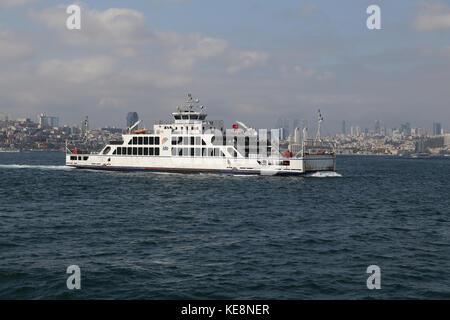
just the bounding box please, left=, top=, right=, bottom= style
left=413, top=2, right=450, bottom=31
left=37, top=56, right=116, bottom=83
left=0, top=27, right=32, bottom=61
left=29, top=6, right=152, bottom=46
left=155, top=31, right=228, bottom=72
left=283, top=3, right=317, bottom=19
left=0, top=0, right=33, bottom=8
left=226, top=51, right=268, bottom=74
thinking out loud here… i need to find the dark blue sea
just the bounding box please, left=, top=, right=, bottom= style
left=0, top=151, right=449, bottom=299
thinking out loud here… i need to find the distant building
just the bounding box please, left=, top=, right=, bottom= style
left=127, top=112, right=139, bottom=128
left=400, top=122, right=411, bottom=136
left=374, top=120, right=381, bottom=135
left=38, top=113, right=59, bottom=128
left=433, top=122, right=442, bottom=136
left=342, top=120, right=346, bottom=135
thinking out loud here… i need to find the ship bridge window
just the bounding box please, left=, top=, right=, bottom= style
left=174, top=115, right=181, bottom=120
left=70, top=156, right=77, bottom=160
left=103, top=146, right=111, bottom=154
left=190, top=115, right=198, bottom=120
left=199, top=115, right=206, bottom=120
left=182, top=115, right=189, bottom=120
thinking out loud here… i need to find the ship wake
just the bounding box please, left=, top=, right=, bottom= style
left=307, top=171, right=342, bottom=178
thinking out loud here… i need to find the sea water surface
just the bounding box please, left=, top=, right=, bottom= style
left=0, top=151, right=449, bottom=299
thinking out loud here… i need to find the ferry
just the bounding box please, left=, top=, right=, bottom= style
left=66, top=94, right=336, bottom=175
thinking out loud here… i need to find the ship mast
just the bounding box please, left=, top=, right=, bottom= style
left=316, top=109, right=324, bottom=141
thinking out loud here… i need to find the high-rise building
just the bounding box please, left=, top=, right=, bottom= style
left=374, top=120, right=381, bottom=135
left=38, top=113, right=59, bottom=128
left=127, top=112, right=139, bottom=128
left=400, top=122, right=411, bottom=136
left=433, top=122, right=442, bottom=136
left=342, top=120, right=346, bottom=135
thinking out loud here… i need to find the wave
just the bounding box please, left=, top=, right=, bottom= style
left=307, top=171, right=342, bottom=178
left=0, top=164, right=73, bottom=170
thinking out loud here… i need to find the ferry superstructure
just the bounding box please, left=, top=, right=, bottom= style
left=66, top=94, right=335, bottom=175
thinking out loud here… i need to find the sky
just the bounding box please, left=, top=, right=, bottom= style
left=0, top=0, right=449, bottom=134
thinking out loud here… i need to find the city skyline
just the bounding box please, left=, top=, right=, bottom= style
left=0, top=1, right=449, bottom=131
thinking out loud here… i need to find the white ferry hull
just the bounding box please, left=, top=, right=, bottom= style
left=66, top=154, right=335, bottom=176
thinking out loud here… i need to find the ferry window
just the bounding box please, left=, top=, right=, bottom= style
left=191, top=115, right=198, bottom=120
left=155, top=137, right=160, bottom=144
left=195, top=137, right=201, bottom=145
left=202, top=148, right=207, bottom=157
left=128, top=139, right=132, bottom=145
left=177, top=136, right=182, bottom=144
left=191, top=148, right=195, bottom=156
left=182, top=115, right=188, bottom=120
left=70, top=156, right=77, bottom=160
left=155, top=148, right=160, bottom=156
left=183, top=148, right=189, bottom=157
left=214, top=148, right=219, bottom=157
left=199, top=115, right=206, bottom=120
left=103, top=146, right=111, bottom=155
left=78, top=156, right=82, bottom=160
left=122, top=147, right=126, bottom=155
left=144, top=137, right=148, bottom=145
left=144, top=148, right=148, bottom=155
left=138, top=148, right=143, bottom=155
left=117, top=148, right=122, bottom=155
left=178, top=148, right=183, bottom=156
left=133, top=137, right=137, bottom=145
left=83, top=156, right=89, bottom=160
left=195, top=148, right=201, bottom=157
left=191, top=137, right=195, bottom=145
left=138, top=137, right=143, bottom=145
left=172, top=137, right=177, bottom=145
left=220, top=150, right=225, bottom=157
left=113, top=149, right=117, bottom=155
left=174, top=115, right=181, bottom=120
left=183, top=137, right=188, bottom=145
left=128, top=147, right=132, bottom=155
left=202, top=139, right=206, bottom=145
left=149, top=136, right=154, bottom=145
left=171, top=148, right=176, bottom=156
left=133, top=147, right=137, bottom=155
left=149, top=148, right=154, bottom=156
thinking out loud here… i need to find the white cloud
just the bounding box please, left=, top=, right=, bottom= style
left=0, top=0, right=33, bottom=8
left=413, top=2, right=450, bottom=31
left=37, top=56, right=116, bottom=83
left=29, top=6, right=152, bottom=46
left=0, top=28, right=32, bottom=61
left=226, top=51, right=268, bottom=74
left=160, top=32, right=228, bottom=72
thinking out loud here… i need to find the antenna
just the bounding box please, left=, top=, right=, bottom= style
left=316, top=109, right=324, bottom=141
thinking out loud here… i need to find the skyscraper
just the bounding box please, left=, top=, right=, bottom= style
left=433, top=122, right=442, bottom=136
left=342, top=120, right=346, bottom=135
left=374, top=120, right=381, bottom=135
left=127, top=112, right=139, bottom=128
